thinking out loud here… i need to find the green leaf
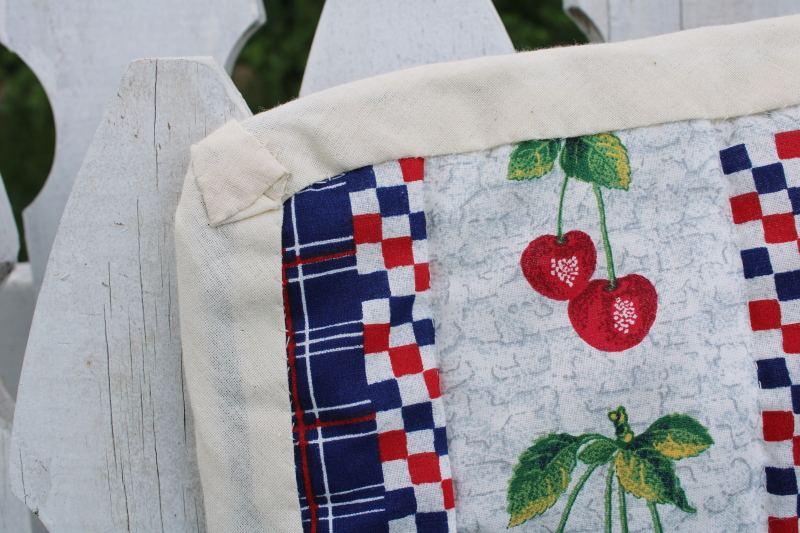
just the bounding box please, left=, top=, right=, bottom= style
left=578, top=438, right=618, bottom=465
left=615, top=448, right=696, bottom=513
left=506, top=433, right=582, bottom=527
left=560, top=133, right=631, bottom=190
left=507, top=139, right=562, bottom=181
left=633, top=414, right=714, bottom=460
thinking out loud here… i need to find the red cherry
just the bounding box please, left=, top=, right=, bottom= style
left=567, top=274, right=658, bottom=352
left=520, top=231, right=597, bottom=301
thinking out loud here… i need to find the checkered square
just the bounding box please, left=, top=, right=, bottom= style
left=778, top=131, right=800, bottom=160
left=354, top=158, right=454, bottom=531
left=751, top=300, right=782, bottom=331
left=741, top=247, right=774, bottom=278
left=777, top=271, right=800, bottom=301
left=768, top=242, right=800, bottom=274
left=283, top=159, right=453, bottom=533
left=754, top=163, right=788, bottom=194
left=722, top=129, right=800, bottom=530
left=720, top=144, right=753, bottom=174
left=763, top=191, right=795, bottom=216
left=785, top=325, right=800, bottom=354
left=767, top=466, right=799, bottom=495
left=765, top=213, right=799, bottom=243
left=759, top=358, right=793, bottom=389
left=730, top=192, right=763, bottom=223
left=769, top=516, right=799, bottom=533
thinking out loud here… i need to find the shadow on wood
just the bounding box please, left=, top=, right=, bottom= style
left=0, top=176, right=17, bottom=287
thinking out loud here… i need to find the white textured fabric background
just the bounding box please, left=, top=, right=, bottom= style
left=424, top=120, right=765, bottom=531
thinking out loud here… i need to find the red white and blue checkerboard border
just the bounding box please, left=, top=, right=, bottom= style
left=722, top=129, right=800, bottom=533
left=282, top=158, right=454, bottom=533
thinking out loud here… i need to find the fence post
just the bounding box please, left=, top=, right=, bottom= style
left=564, top=0, right=800, bottom=42
left=0, top=176, right=16, bottom=287
left=0, top=177, right=30, bottom=533
left=300, top=0, right=515, bottom=96
left=9, top=57, right=252, bottom=532
left=0, top=0, right=265, bottom=287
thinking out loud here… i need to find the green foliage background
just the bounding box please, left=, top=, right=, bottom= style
left=0, top=0, right=585, bottom=260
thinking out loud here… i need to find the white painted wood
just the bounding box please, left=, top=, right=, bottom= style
left=0, top=175, right=17, bottom=287
left=9, top=57, right=252, bottom=532
left=563, top=0, right=609, bottom=42
left=0, top=0, right=265, bottom=287
left=682, top=0, right=800, bottom=30
left=0, top=387, right=32, bottom=533
left=608, top=0, right=680, bottom=42
left=565, top=0, right=800, bottom=42
left=565, top=0, right=681, bottom=42
left=0, top=180, right=42, bottom=531
left=0, top=264, right=35, bottom=401
left=299, top=0, right=515, bottom=97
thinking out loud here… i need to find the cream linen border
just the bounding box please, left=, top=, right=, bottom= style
left=176, top=14, right=800, bottom=533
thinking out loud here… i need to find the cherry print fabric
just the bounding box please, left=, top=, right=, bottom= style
left=421, top=120, right=767, bottom=532
left=275, top=112, right=800, bottom=532
left=276, top=112, right=800, bottom=532
left=175, top=17, right=800, bottom=533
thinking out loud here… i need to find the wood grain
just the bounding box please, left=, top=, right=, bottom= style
left=565, top=0, right=800, bottom=42
left=300, top=0, right=515, bottom=96
left=9, top=57, right=252, bottom=532
left=0, top=0, right=265, bottom=287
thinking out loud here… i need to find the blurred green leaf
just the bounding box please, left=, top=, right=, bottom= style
left=0, top=45, right=55, bottom=262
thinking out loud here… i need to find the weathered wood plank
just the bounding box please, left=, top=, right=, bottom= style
left=682, top=0, right=800, bottom=30
left=9, top=57, right=252, bottom=532
left=608, top=0, right=680, bottom=42
left=563, top=0, right=609, bottom=42
left=0, top=0, right=265, bottom=286
left=0, top=178, right=37, bottom=532
left=299, top=0, right=515, bottom=96
left=0, top=175, right=17, bottom=287
left=0, top=385, right=32, bottom=533
left=0, top=264, right=35, bottom=402
left=564, top=0, right=800, bottom=42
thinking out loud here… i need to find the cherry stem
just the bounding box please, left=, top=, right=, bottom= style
left=554, top=464, right=598, bottom=533
left=604, top=461, right=615, bottom=533
left=593, top=183, right=617, bottom=289
left=556, top=174, right=569, bottom=243
left=618, top=477, right=629, bottom=533
left=647, top=501, right=663, bottom=533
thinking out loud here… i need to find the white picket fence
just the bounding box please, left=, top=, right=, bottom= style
left=1, top=0, right=799, bottom=531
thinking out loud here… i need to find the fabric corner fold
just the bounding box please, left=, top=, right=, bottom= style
left=192, top=119, right=288, bottom=227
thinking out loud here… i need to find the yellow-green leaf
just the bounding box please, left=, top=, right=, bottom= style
left=634, top=414, right=714, bottom=460
left=615, top=448, right=695, bottom=513
left=507, top=139, right=562, bottom=181
left=560, top=133, right=631, bottom=190
left=506, top=433, right=581, bottom=527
